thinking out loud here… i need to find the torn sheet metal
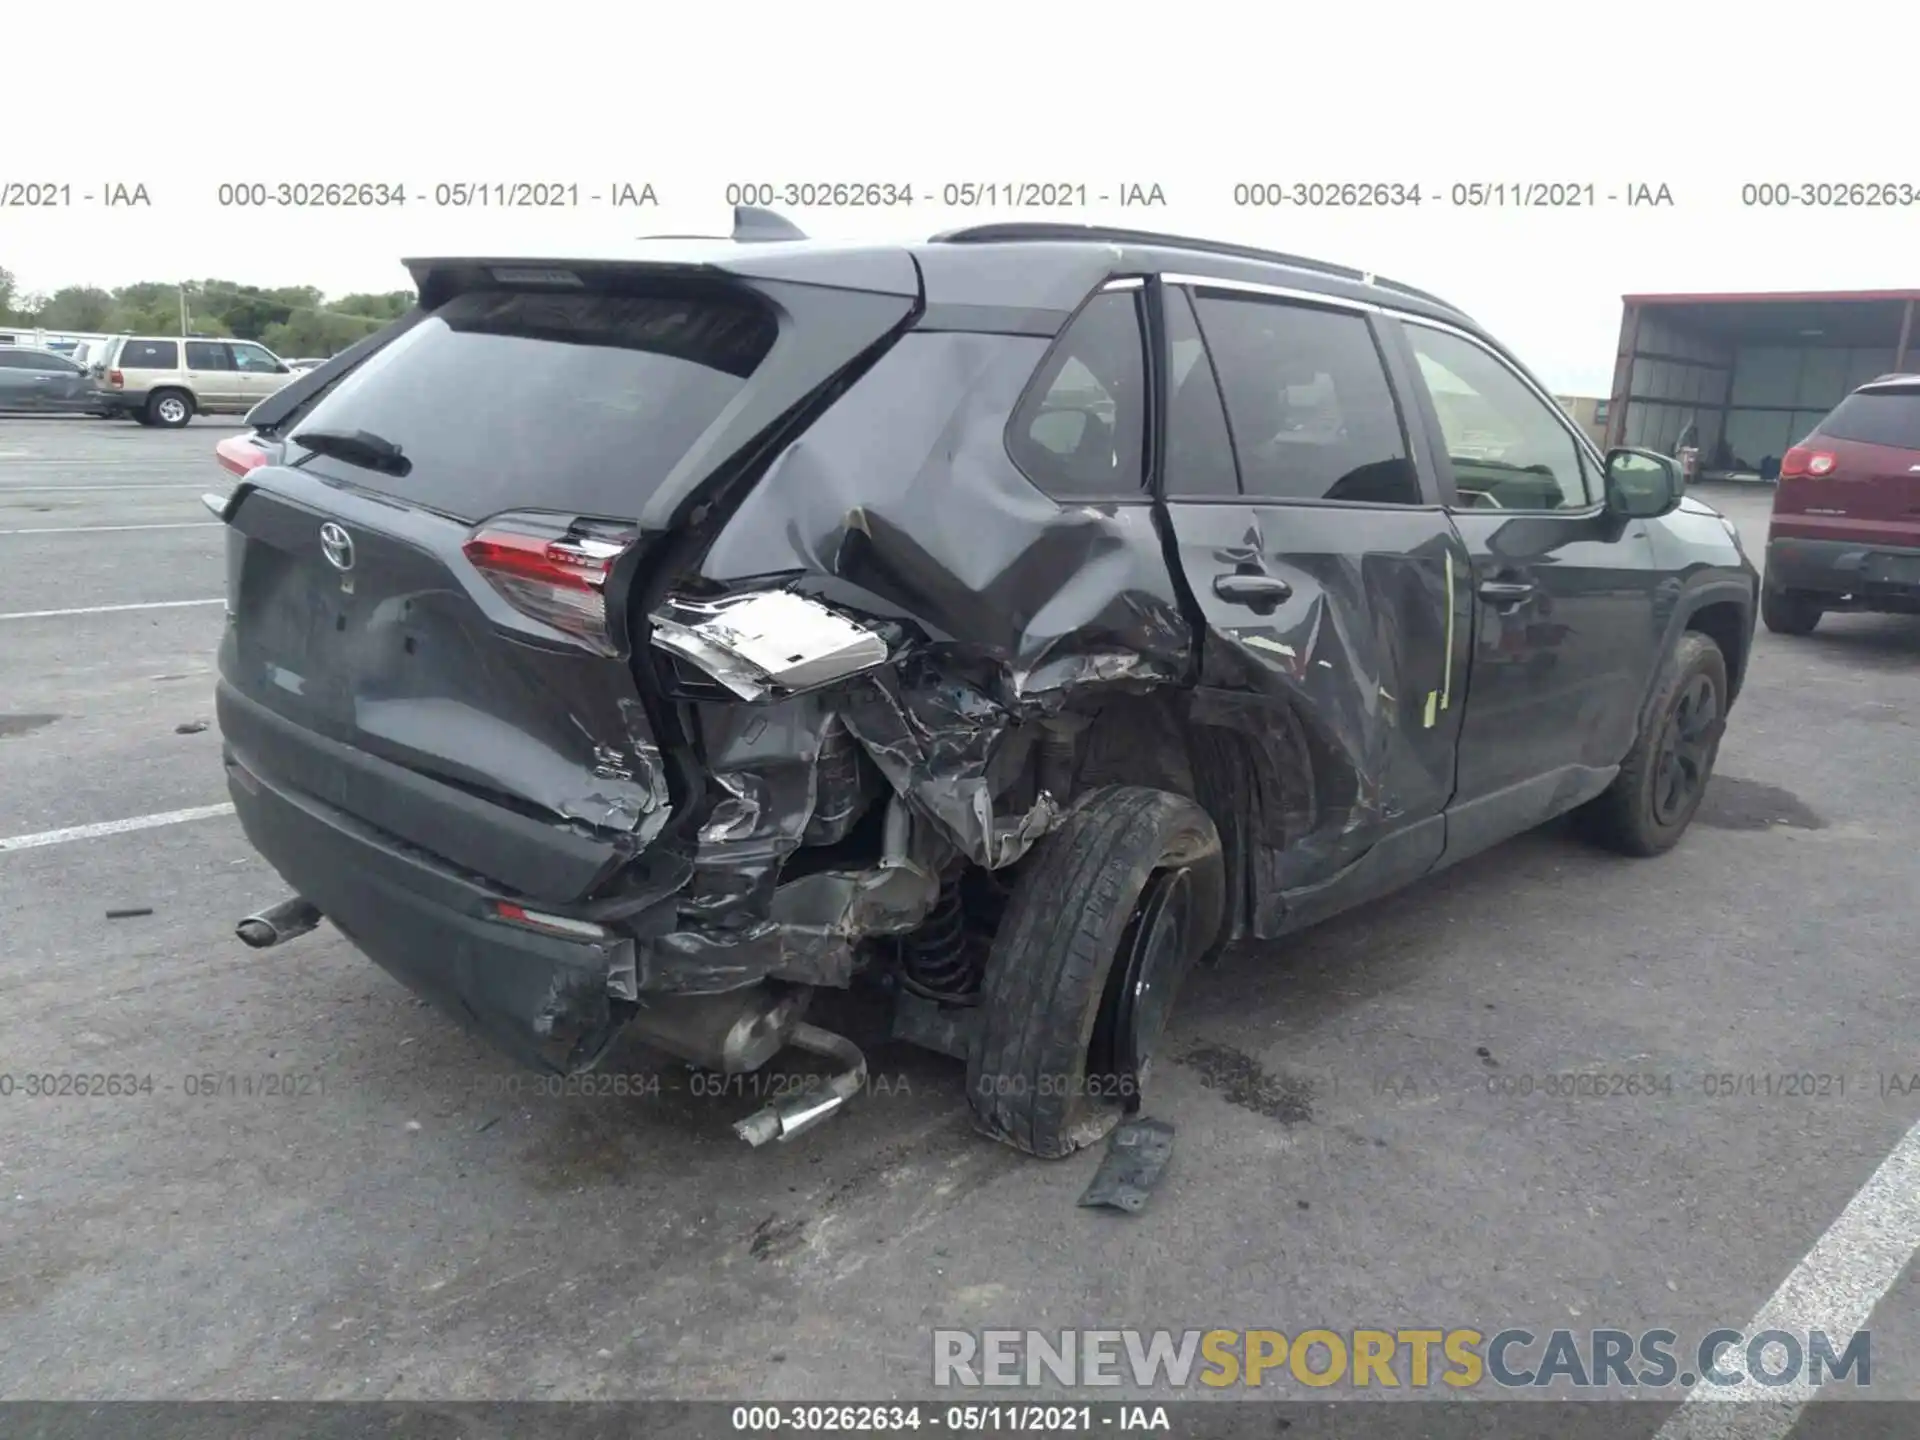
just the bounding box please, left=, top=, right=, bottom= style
left=680, top=330, right=1190, bottom=875
left=651, top=590, right=891, bottom=701
left=1078, top=1117, right=1176, bottom=1214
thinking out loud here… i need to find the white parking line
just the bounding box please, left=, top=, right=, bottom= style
left=1653, top=1117, right=1920, bottom=1438
left=0, top=803, right=236, bottom=854
left=0, top=597, right=223, bottom=621
left=0, top=484, right=212, bottom=493
left=0, top=522, right=220, bottom=535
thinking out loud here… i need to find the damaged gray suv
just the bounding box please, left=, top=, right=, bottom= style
left=211, top=214, right=1759, bottom=1158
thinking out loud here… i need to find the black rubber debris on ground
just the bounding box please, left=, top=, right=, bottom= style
left=1175, top=1042, right=1316, bottom=1123
left=174, top=720, right=208, bottom=735
left=105, top=907, right=154, bottom=919
left=1078, top=1116, right=1176, bottom=1214
left=0, top=713, right=59, bottom=738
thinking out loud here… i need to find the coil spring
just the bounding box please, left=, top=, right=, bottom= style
left=898, top=882, right=979, bottom=1000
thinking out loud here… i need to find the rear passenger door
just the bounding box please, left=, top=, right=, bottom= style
left=1155, top=276, right=1472, bottom=912
left=183, top=340, right=240, bottom=409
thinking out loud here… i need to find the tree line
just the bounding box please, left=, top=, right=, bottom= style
left=0, top=266, right=414, bottom=360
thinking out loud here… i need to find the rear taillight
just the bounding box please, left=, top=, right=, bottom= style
left=463, top=526, right=630, bottom=654
left=107, top=369, right=124, bottom=388
left=1780, top=446, right=1838, bottom=479
left=214, top=434, right=268, bottom=478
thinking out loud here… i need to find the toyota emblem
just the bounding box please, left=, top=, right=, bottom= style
left=319, top=522, right=355, bottom=572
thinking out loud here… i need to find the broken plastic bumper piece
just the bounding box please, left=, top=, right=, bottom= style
left=650, top=591, right=890, bottom=701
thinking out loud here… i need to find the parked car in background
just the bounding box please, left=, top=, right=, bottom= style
left=1763, top=373, right=1920, bottom=634
left=207, top=216, right=1758, bottom=1159
left=95, top=334, right=299, bottom=428
left=0, top=346, right=109, bottom=414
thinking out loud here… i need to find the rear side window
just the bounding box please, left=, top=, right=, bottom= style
left=1007, top=290, right=1148, bottom=499
left=121, top=339, right=178, bottom=368
left=286, top=287, right=779, bottom=521
left=1819, top=388, right=1920, bottom=451
left=1191, top=293, right=1420, bottom=505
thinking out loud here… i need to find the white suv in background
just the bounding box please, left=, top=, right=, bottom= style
left=96, top=335, right=298, bottom=428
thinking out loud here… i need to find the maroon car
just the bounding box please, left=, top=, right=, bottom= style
left=1764, top=374, right=1920, bottom=633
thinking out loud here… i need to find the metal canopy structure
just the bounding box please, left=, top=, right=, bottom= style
left=1605, top=290, right=1918, bottom=479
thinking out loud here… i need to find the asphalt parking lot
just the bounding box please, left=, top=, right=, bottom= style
left=3, top=417, right=1919, bottom=1431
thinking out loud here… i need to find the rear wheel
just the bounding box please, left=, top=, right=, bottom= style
left=146, top=389, right=193, bottom=428
left=966, top=786, right=1225, bottom=1158
left=1761, top=586, right=1823, bottom=636
left=1579, top=632, right=1728, bottom=857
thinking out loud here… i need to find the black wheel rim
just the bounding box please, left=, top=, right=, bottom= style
left=1651, top=673, right=1719, bottom=826
left=1088, top=866, right=1194, bottom=1108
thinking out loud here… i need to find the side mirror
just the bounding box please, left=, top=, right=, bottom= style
left=1603, top=447, right=1680, bottom=519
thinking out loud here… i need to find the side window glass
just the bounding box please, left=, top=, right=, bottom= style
left=1405, top=325, right=1591, bottom=511
left=1191, top=294, right=1420, bottom=505
left=0, top=352, right=29, bottom=369
left=185, top=341, right=233, bottom=370
left=123, top=339, right=178, bottom=368
left=1008, top=289, right=1147, bottom=498
left=231, top=344, right=280, bottom=373
left=1163, top=288, right=1239, bottom=499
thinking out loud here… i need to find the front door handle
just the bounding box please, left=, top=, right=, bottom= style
left=1213, top=573, right=1293, bottom=607
left=1477, top=579, right=1535, bottom=606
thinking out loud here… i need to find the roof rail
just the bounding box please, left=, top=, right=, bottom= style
left=930, top=222, right=1462, bottom=314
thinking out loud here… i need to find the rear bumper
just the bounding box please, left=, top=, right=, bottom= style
left=224, top=744, right=639, bottom=1076
left=1766, top=535, right=1920, bottom=607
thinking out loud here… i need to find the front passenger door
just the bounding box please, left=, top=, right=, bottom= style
left=1157, top=279, right=1473, bottom=929
left=229, top=342, right=292, bottom=407
left=1388, top=317, right=1661, bottom=857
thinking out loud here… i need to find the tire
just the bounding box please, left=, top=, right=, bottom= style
left=1761, top=586, right=1823, bottom=636
left=130, top=411, right=155, bottom=426
left=1579, top=632, right=1728, bottom=857
left=146, top=389, right=193, bottom=428
left=966, top=785, right=1225, bottom=1158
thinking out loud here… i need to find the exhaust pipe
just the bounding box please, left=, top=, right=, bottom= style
left=236, top=896, right=323, bottom=949
left=734, top=1023, right=869, bottom=1147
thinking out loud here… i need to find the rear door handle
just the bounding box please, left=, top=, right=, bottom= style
left=1477, top=579, right=1535, bottom=606
left=1213, top=573, right=1293, bottom=606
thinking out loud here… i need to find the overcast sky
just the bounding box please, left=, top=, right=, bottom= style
left=8, top=0, right=1907, bottom=397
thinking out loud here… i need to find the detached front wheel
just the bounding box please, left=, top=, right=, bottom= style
left=966, top=786, right=1225, bottom=1159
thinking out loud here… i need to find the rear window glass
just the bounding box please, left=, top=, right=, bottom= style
left=1819, top=389, right=1920, bottom=451
left=287, top=287, right=779, bottom=520
left=121, top=339, right=177, bottom=368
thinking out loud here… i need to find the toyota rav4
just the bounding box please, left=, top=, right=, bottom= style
left=208, top=214, right=1759, bottom=1158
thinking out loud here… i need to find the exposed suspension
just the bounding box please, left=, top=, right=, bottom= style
left=897, top=879, right=980, bottom=1003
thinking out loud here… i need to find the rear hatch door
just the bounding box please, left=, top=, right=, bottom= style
left=217, top=259, right=919, bottom=906
left=1783, top=381, right=1920, bottom=548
